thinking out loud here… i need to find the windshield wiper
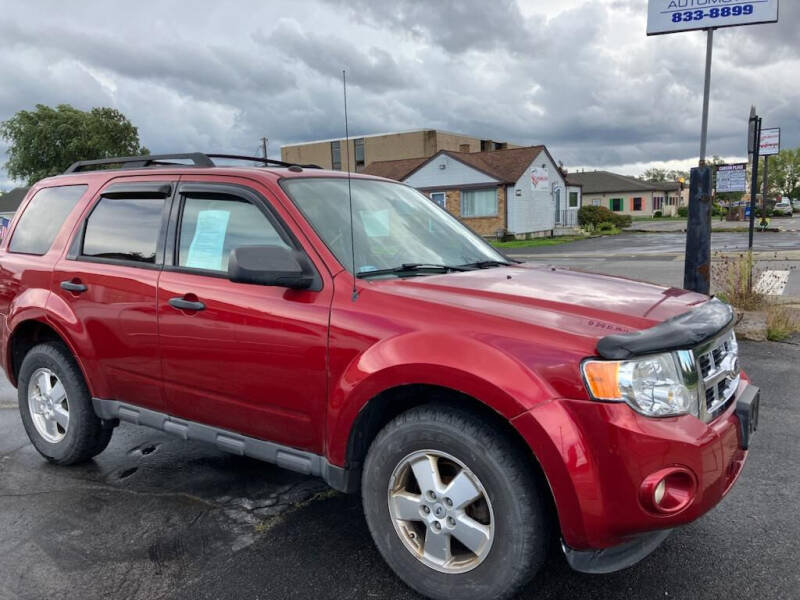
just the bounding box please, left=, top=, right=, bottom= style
left=459, top=259, right=512, bottom=269
left=357, top=263, right=472, bottom=279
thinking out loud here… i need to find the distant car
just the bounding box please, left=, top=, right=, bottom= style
left=773, top=201, right=793, bottom=216
left=792, top=199, right=800, bottom=211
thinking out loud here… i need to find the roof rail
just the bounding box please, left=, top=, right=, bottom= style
left=205, top=154, right=321, bottom=169
left=64, top=152, right=321, bottom=174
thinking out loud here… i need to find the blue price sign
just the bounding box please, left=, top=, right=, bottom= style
left=647, top=1, right=779, bottom=36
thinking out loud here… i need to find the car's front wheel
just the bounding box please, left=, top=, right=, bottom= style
left=361, top=404, right=549, bottom=600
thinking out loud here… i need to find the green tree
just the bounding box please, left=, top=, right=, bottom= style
left=641, top=167, right=689, bottom=183
left=0, top=104, right=148, bottom=185
left=757, top=147, right=800, bottom=200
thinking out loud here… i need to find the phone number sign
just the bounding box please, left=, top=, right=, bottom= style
left=647, top=1, right=779, bottom=35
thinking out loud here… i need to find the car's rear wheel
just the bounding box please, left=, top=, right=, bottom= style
left=18, top=342, right=113, bottom=465
left=362, top=404, right=549, bottom=600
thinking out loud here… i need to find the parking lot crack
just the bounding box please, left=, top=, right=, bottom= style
left=0, top=484, right=221, bottom=508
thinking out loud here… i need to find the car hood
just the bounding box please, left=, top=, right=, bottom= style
left=370, top=263, right=710, bottom=351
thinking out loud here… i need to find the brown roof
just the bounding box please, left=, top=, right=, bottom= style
left=441, top=146, right=545, bottom=183
left=362, top=146, right=546, bottom=184
left=567, top=171, right=680, bottom=194
left=362, top=156, right=428, bottom=181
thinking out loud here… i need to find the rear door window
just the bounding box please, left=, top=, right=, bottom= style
left=9, top=185, right=87, bottom=255
left=82, top=197, right=166, bottom=264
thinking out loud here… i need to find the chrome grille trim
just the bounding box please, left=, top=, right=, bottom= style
left=693, top=328, right=740, bottom=422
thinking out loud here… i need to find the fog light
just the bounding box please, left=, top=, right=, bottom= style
left=639, top=467, right=697, bottom=515
left=654, top=479, right=666, bottom=506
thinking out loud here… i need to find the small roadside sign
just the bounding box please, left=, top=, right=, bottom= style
left=759, top=128, right=780, bottom=156
left=716, top=163, right=747, bottom=193
left=647, top=0, right=779, bottom=36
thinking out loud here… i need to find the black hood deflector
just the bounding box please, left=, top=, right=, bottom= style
left=596, top=298, right=734, bottom=360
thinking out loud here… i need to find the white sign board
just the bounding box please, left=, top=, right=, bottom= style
left=647, top=1, right=779, bottom=36
left=759, top=128, right=780, bottom=156
left=530, top=167, right=549, bottom=192
left=716, top=163, right=747, bottom=193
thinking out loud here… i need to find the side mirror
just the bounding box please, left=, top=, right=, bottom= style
left=228, top=245, right=314, bottom=289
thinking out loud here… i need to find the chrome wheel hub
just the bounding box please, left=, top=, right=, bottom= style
left=28, top=368, right=69, bottom=443
left=387, top=450, right=494, bottom=574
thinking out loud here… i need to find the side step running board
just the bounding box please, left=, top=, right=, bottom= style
left=92, top=398, right=355, bottom=492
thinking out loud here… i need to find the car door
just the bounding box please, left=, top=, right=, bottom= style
left=52, top=178, right=174, bottom=411
left=157, top=179, right=332, bottom=453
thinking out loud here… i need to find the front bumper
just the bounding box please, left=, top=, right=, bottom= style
left=512, top=381, right=754, bottom=555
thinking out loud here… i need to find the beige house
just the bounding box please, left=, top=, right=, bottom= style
left=566, top=171, right=683, bottom=216
left=281, top=129, right=517, bottom=173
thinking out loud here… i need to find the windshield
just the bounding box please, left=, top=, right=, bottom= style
left=281, top=178, right=507, bottom=276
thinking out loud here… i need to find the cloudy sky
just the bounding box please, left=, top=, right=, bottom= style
left=1, top=0, right=797, bottom=188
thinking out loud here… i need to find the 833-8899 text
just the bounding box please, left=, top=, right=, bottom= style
left=672, top=4, right=753, bottom=22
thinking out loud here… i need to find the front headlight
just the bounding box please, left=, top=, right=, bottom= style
left=582, top=352, right=699, bottom=417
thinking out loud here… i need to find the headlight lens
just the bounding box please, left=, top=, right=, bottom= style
left=582, top=352, right=698, bottom=417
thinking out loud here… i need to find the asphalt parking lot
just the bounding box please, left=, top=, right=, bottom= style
left=1, top=336, right=798, bottom=600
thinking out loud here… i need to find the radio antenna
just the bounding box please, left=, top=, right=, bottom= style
left=342, top=69, right=358, bottom=301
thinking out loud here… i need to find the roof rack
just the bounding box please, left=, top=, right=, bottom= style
left=64, top=152, right=321, bottom=174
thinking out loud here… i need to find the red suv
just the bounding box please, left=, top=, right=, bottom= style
left=0, top=153, right=759, bottom=600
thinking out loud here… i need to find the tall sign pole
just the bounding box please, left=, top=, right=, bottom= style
left=748, top=111, right=761, bottom=251
left=698, top=29, right=714, bottom=166
left=647, top=0, right=779, bottom=294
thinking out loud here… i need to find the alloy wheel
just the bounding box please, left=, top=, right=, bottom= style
left=27, top=368, right=69, bottom=443
left=387, top=449, right=494, bottom=574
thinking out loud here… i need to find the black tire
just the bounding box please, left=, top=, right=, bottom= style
left=18, top=342, right=113, bottom=465
left=362, top=405, right=549, bottom=600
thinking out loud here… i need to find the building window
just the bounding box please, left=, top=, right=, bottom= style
left=461, top=188, right=497, bottom=218
left=653, top=196, right=664, bottom=211
left=632, top=197, right=643, bottom=211
left=430, top=192, right=446, bottom=208
left=331, top=141, right=341, bottom=170
left=354, top=138, right=365, bottom=171
left=610, top=198, right=623, bottom=212
left=569, top=191, right=579, bottom=208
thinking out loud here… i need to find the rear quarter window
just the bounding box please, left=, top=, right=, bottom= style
left=9, top=185, right=87, bottom=255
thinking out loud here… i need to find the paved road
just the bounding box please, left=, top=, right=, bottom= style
left=0, top=339, right=798, bottom=600
left=504, top=232, right=800, bottom=298
left=627, top=214, right=800, bottom=233
left=507, top=231, right=800, bottom=257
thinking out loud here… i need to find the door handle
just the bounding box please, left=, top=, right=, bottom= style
left=169, top=297, right=206, bottom=312
left=60, top=280, right=88, bottom=293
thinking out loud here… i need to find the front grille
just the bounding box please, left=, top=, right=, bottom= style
left=695, top=331, right=739, bottom=420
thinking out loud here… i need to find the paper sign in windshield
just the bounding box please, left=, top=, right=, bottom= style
left=360, top=209, right=390, bottom=237
left=186, top=210, right=230, bottom=270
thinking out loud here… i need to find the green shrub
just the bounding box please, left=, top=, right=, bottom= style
left=578, top=205, right=610, bottom=229
left=677, top=206, right=689, bottom=217
left=597, top=221, right=616, bottom=232
left=578, top=205, right=631, bottom=230
left=653, top=210, right=663, bottom=218
left=611, top=213, right=632, bottom=228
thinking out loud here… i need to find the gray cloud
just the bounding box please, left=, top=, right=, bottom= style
left=0, top=0, right=797, bottom=188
